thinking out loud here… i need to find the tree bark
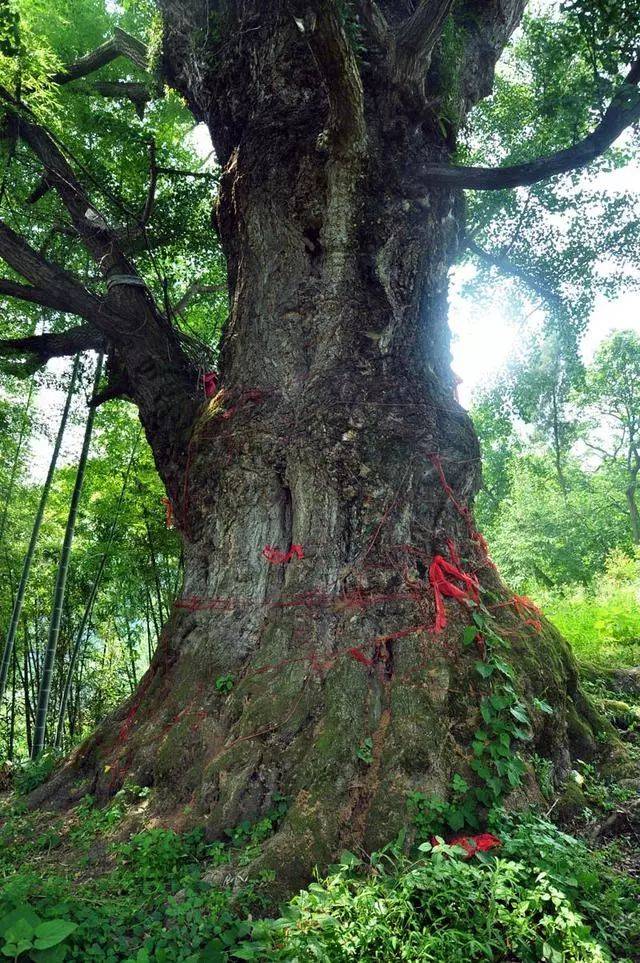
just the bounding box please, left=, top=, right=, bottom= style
left=31, top=0, right=603, bottom=894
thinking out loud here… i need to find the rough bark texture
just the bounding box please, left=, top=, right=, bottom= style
left=34, top=1, right=609, bottom=895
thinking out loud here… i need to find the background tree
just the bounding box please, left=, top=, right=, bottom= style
left=578, top=330, right=640, bottom=544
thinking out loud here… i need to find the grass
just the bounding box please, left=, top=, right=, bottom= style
left=536, top=551, right=640, bottom=668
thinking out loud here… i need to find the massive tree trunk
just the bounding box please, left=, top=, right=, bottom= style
left=32, top=1, right=605, bottom=892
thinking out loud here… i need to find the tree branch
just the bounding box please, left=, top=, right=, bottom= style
left=0, top=324, right=105, bottom=374
left=51, top=27, right=148, bottom=85
left=415, top=57, right=640, bottom=190
left=290, top=1, right=366, bottom=153
left=69, top=81, right=151, bottom=118
left=357, top=1, right=389, bottom=48
left=396, top=0, right=456, bottom=67
left=465, top=235, right=565, bottom=314
left=0, top=220, right=105, bottom=320
left=139, top=140, right=157, bottom=229
left=0, top=96, right=143, bottom=283
left=173, top=279, right=226, bottom=315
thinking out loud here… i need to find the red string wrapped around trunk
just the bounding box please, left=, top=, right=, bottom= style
left=262, top=544, right=305, bottom=564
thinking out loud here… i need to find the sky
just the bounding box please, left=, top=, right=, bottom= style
left=450, top=161, right=640, bottom=407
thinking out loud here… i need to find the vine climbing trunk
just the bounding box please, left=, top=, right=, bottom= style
left=35, top=1, right=604, bottom=895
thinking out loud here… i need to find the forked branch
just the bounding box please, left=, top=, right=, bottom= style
left=51, top=27, right=148, bottom=85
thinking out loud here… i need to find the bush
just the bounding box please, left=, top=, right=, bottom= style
left=538, top=550, right=640, bottom=666
left=12, top=751, right=61, bottom=796
left=251, top=812, right=638, bottom=962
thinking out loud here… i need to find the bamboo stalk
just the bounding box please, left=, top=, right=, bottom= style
left=0, top=356, right=80, bottom=703
left=32, top=354, right=103, bottom=756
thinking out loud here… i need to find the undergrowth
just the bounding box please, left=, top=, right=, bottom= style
left=1, top=784, right=638, bottom=962
left=537, top=550, right=640, bottom=668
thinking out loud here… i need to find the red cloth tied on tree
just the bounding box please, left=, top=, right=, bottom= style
left=447, top=833, right=501, bottom=858
left=203, top=371, right=218, bottom=398
left=262, top=544, right=305, bottom=564
left=512, top=594, right=543, bottom=632
left=161, top=497, right=174, bottom=529
left=429, top=551, right=479, bottom=633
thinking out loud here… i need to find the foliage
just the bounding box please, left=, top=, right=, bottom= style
left=539, top=550, right=640, bottom=668
left=251, top=811, right=638, bottom=962
left=1, top=787, right=638, bottom=963
left=12, top=749, right=60, bottom=795
left=473, top=331, right=640, bottom=590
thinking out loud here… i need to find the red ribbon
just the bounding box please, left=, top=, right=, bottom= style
left=262, top=544, right=305, bottom=565
left=429, top=550, right=479, bottom=633
left=446, top=832, right=501, bottom=858
left=203, top=371, right=218, bottom=398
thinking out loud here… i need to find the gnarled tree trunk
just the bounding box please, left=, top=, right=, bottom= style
left=30, top=1, right=605, bottom=893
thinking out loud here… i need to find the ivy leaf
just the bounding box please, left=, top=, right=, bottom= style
left=33, top=920, right=78, bottom=950
left=533, top=698, right=554, bottom=715
left=492, top=657, right=515, bottom=679
left=462, top=626, right=478, bottom=646
left=475, top=661, right=494, bottom=679
left=510, top=704, right=531, bottom=725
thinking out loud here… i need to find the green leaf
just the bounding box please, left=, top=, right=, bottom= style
left=0, top=907, right=40, bottom=939
left=461, top=626, right=478, bottom=646
left=447, top=808, right=466, bottom=831
left=33, top=920, right=78, bottom=950
left=492, top=657, right=515, bottom=679
left=510, top=704, right=531, bottom=725
left=31, top=945, right=69, bottom=963
left=533, top=698, right=554, bottom=715
left=475, top=661, right=494, bottom=679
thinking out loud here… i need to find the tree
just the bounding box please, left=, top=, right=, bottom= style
left=578, top=330, right=640, bottom=544
left=0, top=0, right=638, bottom=890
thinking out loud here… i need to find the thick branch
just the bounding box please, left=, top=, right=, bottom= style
left=0, top=220, right=105, bottom=319
left=290, top=2, right=366, bottom=153
left=396, top=0, right=456, bottom=63
left=1, top=98, right=141, bottom=280
left=416, top=58, right=640, bottom=190
left=70, top=81, right=150, bottom=117
left=0, top=325, right=104, bottom=374
left=357, top=1, right=389, bottom=48
left=51, top=27, right=148, bottom=85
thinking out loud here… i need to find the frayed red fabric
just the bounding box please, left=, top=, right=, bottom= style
left=429, top=550, right=480, bottom=632
left=443, top=833, right=501, bottom=858
left=512, top=594, right=543, bottom=632
left=161, top=496, right=174, bottom=529
left=262, top=544, right=305, bottom=564
left=203, top=372, right=218, bottom=397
